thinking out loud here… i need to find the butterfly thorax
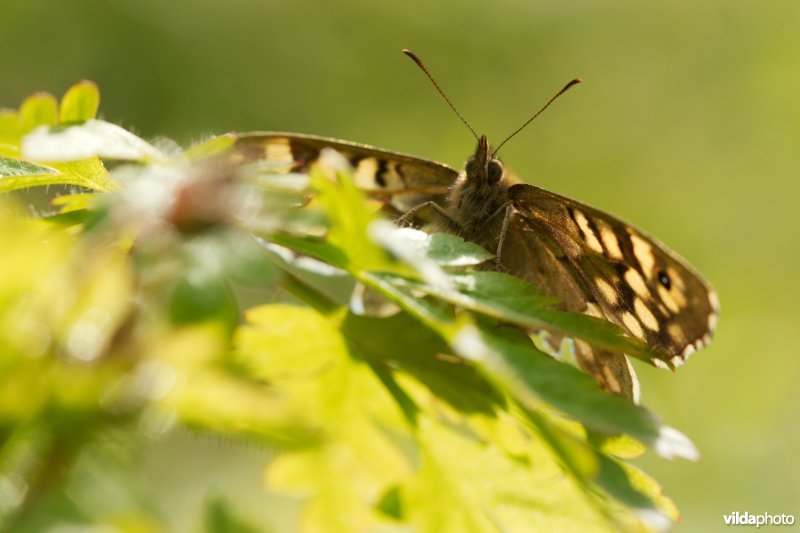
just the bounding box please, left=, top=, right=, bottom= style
left=446, top=135, right=510, bottom=245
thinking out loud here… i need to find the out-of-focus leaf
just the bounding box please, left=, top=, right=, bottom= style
left=235, top=305, right=410, bottom=531
left=362, top=272, right=454, bottom=325
left=0, top=156, right=57, bottom=179
left=620, top=462, right=680, bottom=524
left=340, top=310, right=502, bottom=415
left=235, top=304, right=342, bottom=378
left=20, top=92, right=58, bottom=132
left=50, top=158, right=117, bottom=192
left=169, top=272, right=238, bottom=329
left=379, top=227, right=494, bottom=267
left=593, top=433, right=647, bottom=459
left=0, top=110, right=22, bottom=148
left=369, top=221, right=451, bottom=289
left=158, top=324, right=319, bottom=447
left=21, top=119, right=163, bottom=162
left=396, top=414, right=618, bottom=533
left=310, top=156, right=391, bottom=272
left=185, top=133, right=237, bottom=161
left=59, top=80, right=100, bottom=123
left=203, top=496, right=265, bottom=533
left=51, top=193, right=98, bottom=214
left=427, top=232, right=494, bottom=266
left=269, top=234, right=349, bottom=270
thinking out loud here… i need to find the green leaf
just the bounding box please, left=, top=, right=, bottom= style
left=519, top=407, right=668, bottom=530
left=362, top=272, right=455, bottom=325
left=381, top=228, right=494, bottom=267
left=185, top=133, right=237, bottom=160
left=396, top=414, right=620, bottom=533
left=0, top=109, right=22, bottom=147
left=169, top=272, right=238, bottom=329
left=50, top=193, right=98, bottom=214
left=203, top=496, right=265, bottom=533
left=269, top=234, right=349, bottom=270
left=19, top=92, right=58, bottom=132
left=0, top=156, right=57, bottom=178
left=0, top=156, right=116, bottom=193
left=309, top=157, right=391, bottom=272
left=451, top=326, right=699, bottom=460
left=383, top=271, right=661, bottom=365
left=51, top=158, right=117, bottom=192
left=59, top=80, right=100, bottom=123
left=341, top=310, right=502, bottom=416
left=21, top=119, right=163, bottom=162
left=240, top=305, right=411, bottom=532
left=426, top=232, right=495, bottom=266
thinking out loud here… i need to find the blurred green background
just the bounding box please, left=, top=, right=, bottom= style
left=2, top=0, right=798, bottom=530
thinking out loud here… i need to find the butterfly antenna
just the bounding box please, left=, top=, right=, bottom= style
left=492, top=78, right=582, bottom=157
left=402, top=49, right=479, bottom=141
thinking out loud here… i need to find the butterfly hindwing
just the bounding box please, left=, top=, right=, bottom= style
left=498, top=209, right=640, bottom=400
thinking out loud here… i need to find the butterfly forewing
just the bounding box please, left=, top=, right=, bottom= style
left=232, top=132, right=458, bottom=214
left=507, top=183, right=718, bottom=368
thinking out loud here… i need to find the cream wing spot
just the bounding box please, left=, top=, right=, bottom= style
left=709, top=290, right=720, bottom=312
left=629, top=231, right=655, bottom=277
left=667, top=323, right=687, bottom=346
left=596, top=220, right=623, bottom=259
left=621, top=312, right=645, bottom=339
left=624, top=268, right=650, bottom=298
left=382, top=161, right=404, bottom=190
left=573, top=210, right=604, bottom=254
left=595, top=278, right=619, bottom=306
left=264, top=138, right=294, bottom=163
left=657, top=285, right=681, bottom=313
left=653, top=359, right=671, bottom=370
left=666, top=267, right=688, bottom=307
left=585, top=303, right=604, bottom=318
left=682, top=343, right=696, bottom=359
left=601, top=367, right=622, bottom=393
left=353, top=158, right=379, bottom=189
left=707, top=312, right=719, bottom=332
left=634, top=298, right=659, bottom=332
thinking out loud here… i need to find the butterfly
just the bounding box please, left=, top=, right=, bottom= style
left=229, top=51, right=718, bottom=402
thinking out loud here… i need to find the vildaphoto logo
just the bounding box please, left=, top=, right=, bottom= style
left=723, top=512, right=796, bottom=527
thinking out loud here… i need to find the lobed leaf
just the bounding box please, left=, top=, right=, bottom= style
left=59, top=80, right=100, bottom=123
left=21, top=119, right=163, bottom=162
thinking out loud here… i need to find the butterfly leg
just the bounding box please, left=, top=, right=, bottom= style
left=396, top=201, right=462, bottom=233
left=493, top=204, right=515, bottom=270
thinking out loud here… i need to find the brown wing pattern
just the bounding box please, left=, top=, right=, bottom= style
left=507, top=183, right=718, bottom=368
left=231, top=132, right=458, bottom=214
left=499, top=209, right=640, bottom=400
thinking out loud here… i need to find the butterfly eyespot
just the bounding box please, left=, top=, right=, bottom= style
left=488, top=160, right=503, bottom=183
left=658, top=271, right=671, bottom=290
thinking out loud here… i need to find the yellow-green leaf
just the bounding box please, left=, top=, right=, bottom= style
left=59, top=80, right=100, bottom=123
left=20, top=92, right=58, bottom=133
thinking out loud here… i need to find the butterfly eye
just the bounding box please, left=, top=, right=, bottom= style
left=658, top=271, right=671, bottom=290
left=488, top=160, right=503, bottom=183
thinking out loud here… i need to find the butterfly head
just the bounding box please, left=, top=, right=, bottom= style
left=466, top=135, right=504, bottom=185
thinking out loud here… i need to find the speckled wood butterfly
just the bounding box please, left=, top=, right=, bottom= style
left=232, top=51, right=718, bottom=401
